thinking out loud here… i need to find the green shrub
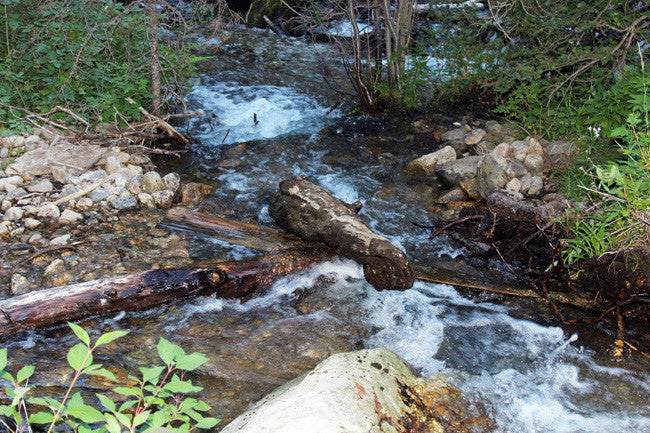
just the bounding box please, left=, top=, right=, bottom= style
left=563, top=58, right=649, bottom=264
left=0, top=323, right=220, bottom=433
left=0, top=0, right=197, bottom=131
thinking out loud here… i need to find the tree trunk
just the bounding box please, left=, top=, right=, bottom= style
left=148, top=0, right=161, bottom=116
left=0, top=248, right=329, bottom=334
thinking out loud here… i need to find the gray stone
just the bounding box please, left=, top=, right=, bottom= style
left=505, top=177, right=521, bottom=193
left=0, top=221, right=9, bottom=235
left=111, top=173, right=129, bottom=189
left=130, top=154, right=150, bottom=165
left=80, top=169, right=108, bottom=182
left=89, top=187, right=109, bottom=203
left=3, top=206, right=24, bottom=221
left=76, top=197, right=93, bottom=210
left=59, top=209, right=83, bottom=224
left=510, top=140, right=529, bottom=161
left=406, top=146, right=456, bottom=176
left=142, top=171, right=165, bottom=194
left=464, top=128, right=486, bottom=145
left=28, top=233, right=43, bottom=245
left=23, top=217, right=41, bottom=229
left=152, top=190, right=174, bottom=208
left=505, top=160, right=529, bottom=179
left=27, top=179, right=53, bottom=193
left=7, top=187, right=27, bottom=199
left=49, top=234, right=71, bottom=246
left=137, top=193, right=156, bottom=209
left=105, top=156, right=122, bottom=175
left=528, top=175, right=544, bottom=195
left=5, top=144, right=106, bottom=177
left=0, top=175, right=24, bottom=191
left=477, top=154, right=508, bottom=200
left=64, top=173, right=82, bottom=185
left=126, top=164, right=143, bottom=177
left=44, top=259, right=65, bottom=278
left=485, top=120, right=503, bottom=134
left=546, top=140, right=575, bottom=155
left=520, top=173, right=533, bottom=192
left=220, top=348, right=444, bottom=433
left=440, top=127, right=467, bottom=144
left=435, top=155, right=483, bottom=188
left=11, top=274, right=31, bottom=295
left=163, top=172, right=181, bottom=192
left=60, top=184, right=80, bottom=199
left=436, top=187, right=469, bottom=203
left=0, top=148, right=7, bottom=158
left=111, top=196, right=139, bottom=211
left=127, top=174, right=144, bottom=195
left=37, top=203, right=61, bottom=219
left=528, top=137, right=544, bottom=154
left=51, top=165, right=68, bottom=183
left=524, top=153, right=544, bottom=176
left=24, top=134, right=43, bottom=148
left=1, top=200, right=11, bottom=211
left=496, top=188, right=524, bottom=202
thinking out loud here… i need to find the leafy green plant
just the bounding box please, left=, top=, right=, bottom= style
left=0, top=0, right=198, bottom=130
left=0, top=323, right=220, bottom=433
left=562, top=52, right=649, bottom=264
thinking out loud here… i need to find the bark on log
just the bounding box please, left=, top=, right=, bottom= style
left=0, top=248, right=329, bottom=334
left=165, top=208, right=596, bottom=310
left=268, top=176, right=415, bottom=291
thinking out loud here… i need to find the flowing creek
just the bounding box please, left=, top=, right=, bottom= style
left=4, top=27, right=649, bottom=432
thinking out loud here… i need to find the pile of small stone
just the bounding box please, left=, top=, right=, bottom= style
left=406, top=120, right=575, bottom=202
left=0, top=131, right=213, bottom=244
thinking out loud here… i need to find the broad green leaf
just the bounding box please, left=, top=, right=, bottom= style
left=68, top=391, right=84, bottom=408
left=175, top=352, right=208, bottom=372
left=143, top=396, right=165, bottom=406
left=16, top=365, right=35, bottom=383
left=115, top=411, right=132, bottom=427
left=118, top=400, right=138, bottom=412
left=104, top=413, right=121, bottom=433
left=95, top=330, right=129, bottom=347
left=68, top=322, right=90, bottom=346
left=0, top=348, right=6, bottom=371
left=29, top=410, right=55, bottom=424
left=147, top=409, right=172, bottom=429
left=157, top=338, right=183, bottom=366
left=1, top=371, right=14, bottom=382
left=195, top=416, right=221, bottom=429
left=194, top=400, right=210, bottom=412
left=113, top=386, right=141, bottom=397
left=67, top=343, right=93, bottom=371
left=68, top=404, right=105, bottom=424
left=133, top=410, right=151, bottom=427
left=139, top=366, right=165, bottom=384
left=85, top=368, right=116, bottom=382
left=0, top=405, right=14, bottom=417
left=163, top=378, right=202, bottom=394
left=96, top=394, right=115, bottom=412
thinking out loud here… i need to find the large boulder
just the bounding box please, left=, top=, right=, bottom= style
left=435, top=155, right=483, bottom=188
left=476, top=154, right=508, bottom=200
left=220, top=348, right=495, bottom=433
left=5, top=143, right=106, bottom=177
left=269, top=176, right=414, bottom=291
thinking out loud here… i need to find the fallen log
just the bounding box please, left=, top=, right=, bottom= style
left=269, top=176, right=415, bottom=291
left=0, top=248, right=329, bottom=334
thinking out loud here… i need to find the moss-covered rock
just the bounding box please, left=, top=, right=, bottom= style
left=246, top=0, right=298, bottom=25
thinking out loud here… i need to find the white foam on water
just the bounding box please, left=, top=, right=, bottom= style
left=186, top=82, right=333, bottom=145
left=358, top=279, right=650, bottom=432
left=325, top=20, right=374, bottom=37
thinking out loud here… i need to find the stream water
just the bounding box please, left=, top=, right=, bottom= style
left=4, top=27, right=649, bottom=432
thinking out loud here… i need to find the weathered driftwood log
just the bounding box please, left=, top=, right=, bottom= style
left=487, top=191, right=578, bottom=225
left=165, top=208, right=596, bottom=310
left=0, top=248, right=329, bottom=334
left=268, top=176, right=415, bottom=291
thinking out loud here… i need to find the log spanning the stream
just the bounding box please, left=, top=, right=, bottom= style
left=0, top=248, right=330, bottom=334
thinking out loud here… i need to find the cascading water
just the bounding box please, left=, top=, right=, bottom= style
left=4, top=26, right=648, bottom=432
